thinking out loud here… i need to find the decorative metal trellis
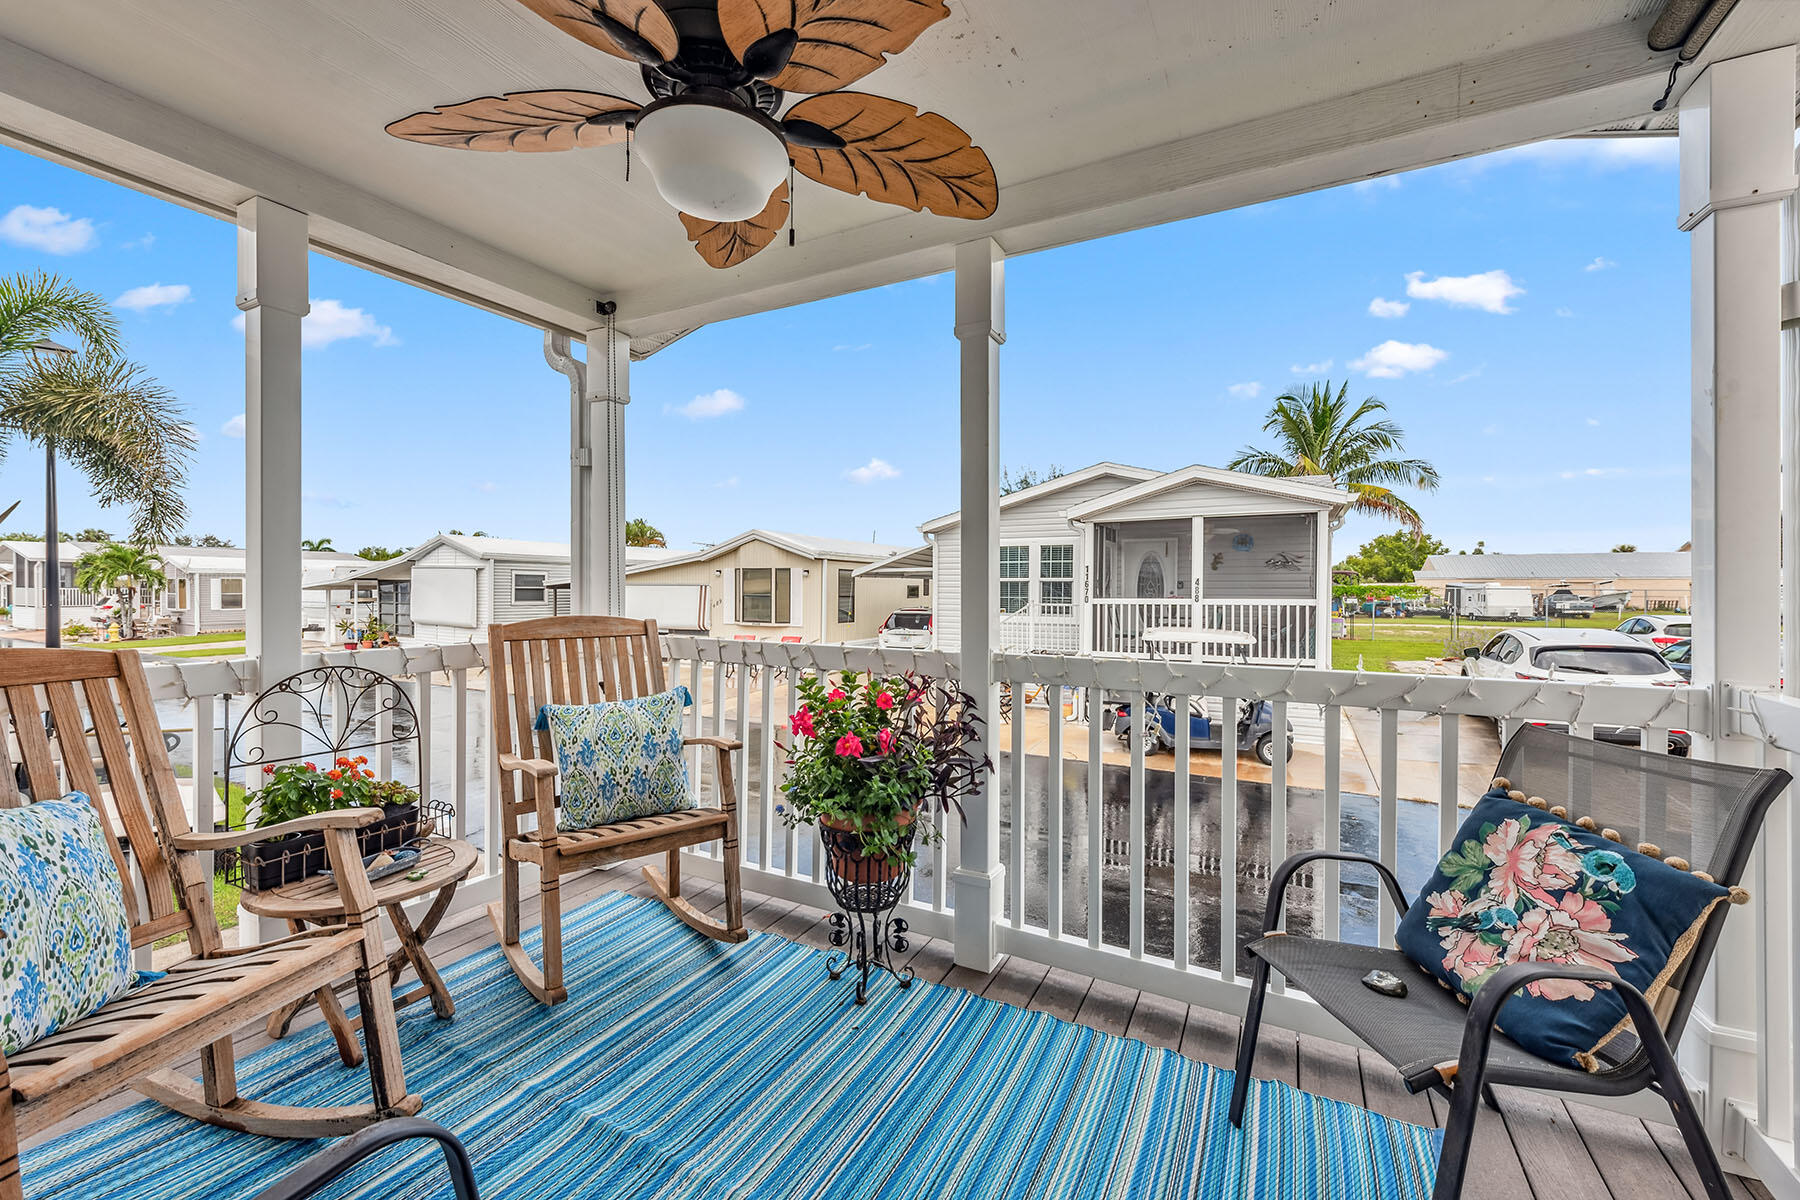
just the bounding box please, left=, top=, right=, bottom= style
left=221, top=664, right=449, bottom=889
left=821, top=822, right=918, bottom=1006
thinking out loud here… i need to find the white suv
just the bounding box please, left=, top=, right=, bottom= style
left=876, top=609, right=933, bottom=651
left=1615, top=614, right=1691, bottom=649
left=1462, top=627, right=1689, bottom=754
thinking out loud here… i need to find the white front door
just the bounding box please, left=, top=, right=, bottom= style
left=1120, top=539, right=1177, bottom=598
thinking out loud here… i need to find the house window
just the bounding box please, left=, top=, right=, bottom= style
left=737, top=567, right=791, bottom=624
left=217, top=577, right=244, bottom=610
left=1000, top=545, right=1029, bottom=613
left=837, top=569, right=855, bottom=622
left=1040, top=544, right=1074, bottom=614
left=906, top=583, right=920, bottom=600
left=513, top=572, right=546, bottom=603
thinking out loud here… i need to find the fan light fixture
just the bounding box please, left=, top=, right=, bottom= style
left=633, top=99, right=789, bottom=223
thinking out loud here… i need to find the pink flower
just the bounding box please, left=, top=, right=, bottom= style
left=1425, top=889, right=1469, bottom=922
left=877, top=728, right=895, bottom=755
left=1505, top=893, right=1636, bottom=1000
left=906, top=688, right=923, bottom=702
left=789, top=706, right=815, bottom=738
left=1439, top=928, right=1504, bottom=986
left=834, top=733, right=864, bottom=757
left=1482, top=819, right=1581, bottom=908
left=828, top=688, right=848, bottom=702
left=875, top=691, right=895, bottom=710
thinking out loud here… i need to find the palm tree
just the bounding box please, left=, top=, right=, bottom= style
left=1, top=272, right=192, bottom=644
left=74, top=543, right=167, bottom=637
left=625, top=517, right=667, bottom=547
left=1228, top=380, right=1439, bottom=529
left=301, top=537, right=335, bottom=551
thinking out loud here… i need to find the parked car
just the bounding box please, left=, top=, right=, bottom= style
left=1616, top=613, right=1692, bottom=649
left=1543, top=587, right=1594, bottom=617
left=1112, top=694, right=1293, bottom=765
left=1354, top=599, right=1401, bottom=617
left=1660, top=637, right=1693, bottom=681
left=1402, top=599, right=1451, bottom=618
left=876, top=608, right=933, bottom=651
left=1462, top=627, right=1690, bottom=754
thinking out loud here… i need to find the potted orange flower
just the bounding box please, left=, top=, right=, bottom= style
left=241, top=755, right=420, bottom=889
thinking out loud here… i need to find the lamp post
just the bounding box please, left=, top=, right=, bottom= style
left=26, top=338, right=76, bottom=648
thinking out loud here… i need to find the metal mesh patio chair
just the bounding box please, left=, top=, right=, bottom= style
left=1229, top=725, right=1790, bottom=1200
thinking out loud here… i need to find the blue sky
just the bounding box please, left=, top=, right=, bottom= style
left=0, top=134, right=1688, bottom=559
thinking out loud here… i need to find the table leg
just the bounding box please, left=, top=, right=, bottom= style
left=387, top=882, right=459, bottom=1020
left=264, top=918, right=364, bottom=1067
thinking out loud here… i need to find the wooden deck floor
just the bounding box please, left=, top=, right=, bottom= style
left=28, top=861, right=1772, bottom=1200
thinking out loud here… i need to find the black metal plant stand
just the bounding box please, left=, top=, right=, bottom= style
left=822, top=822, right=917, bottom=1005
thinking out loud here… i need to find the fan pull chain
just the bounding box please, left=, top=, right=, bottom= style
left=625, top=124, right=632, bottom=182
left=788, top=162, right=796, bottom=247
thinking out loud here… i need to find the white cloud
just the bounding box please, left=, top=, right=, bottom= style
left=1447, top=365, right=1485, bottom=385
left=121, top=233, right=156, bottom=252
left=221, top=414, right=246, bottom=438
left=845, top=458, right=901, bottom=484
left=302, top=490, right=356, bottom=509
left=0, top=205, right=97, bottom=254
left=1368, top=297, right=1410, bottom=319
left=474, top=481, right=497, bottom=494
left=115, top=282, right=191, bottom=312
left=1350, top=340, right=1448, bottom=378
left=1555, top=307, right=1576, bottom=318
left=1351, top=176, right=1402, bottom=192
left=833, top=343, right=872, bottom=353
left=1481, top=423, right=1501, bottom=437
left=1585, top=417, right=1601, bottom=427
left=1227, top=381, right=1262, bottom=399
left=230, top=298, right=396, bottom=348
left=1584, top=256, right=1617, bottom=272
left=669, top=388, right=746, bottom=420
left=1404, top=269, right=1523, bottom=314
left=1290, top=359, right=1332, bottom=374
left=716, top=475, right=740, bottom=489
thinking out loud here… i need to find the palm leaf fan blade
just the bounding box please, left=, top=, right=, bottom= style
left=783, top=92, right=996, bottom=219
left=386, top=91, right=639, bottom=151
left=679, top=183, right=791, bottom=269
left=718, top=0, right=951, bottom=92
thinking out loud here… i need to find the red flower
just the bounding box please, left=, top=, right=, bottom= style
left=363, top=769, right=374, bottom=779
left=877, top=728, right=895, bottom=755
left=330, top=788, right=344, bottom=799
left=790, top=706, right=815, bottom=738
left=906, top=688, right=923, bottom=702
left=834, top=733, right=864, bottom=757
left=827, top=688, right=848, bottom=702
left=327, top=769, right=342, bottom=781
left=262, top=765, right=275, bottom=776
left=875, top=691, right=895, bottom=710
left=303, top=761, right=318, bottom=771
left=355, top=755, right=368, bottom=765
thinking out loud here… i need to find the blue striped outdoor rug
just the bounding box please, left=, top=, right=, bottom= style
left=23, top=893, right=1440, bottom=1199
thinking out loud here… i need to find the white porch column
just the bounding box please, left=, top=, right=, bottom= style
left=1314, top=514, right=1332, bottom=668
left=236, top=197, right=308, bottom=688
left=546, top=333, right=592, bottom=613
left=583, top=325, right=629, bottom=615
left=953, top=237, right=1005, bottom=970
left=1680, top=46, right=1797, bottom=1156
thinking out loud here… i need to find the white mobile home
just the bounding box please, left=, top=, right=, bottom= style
left=921, top=464, right=1348, bottom=665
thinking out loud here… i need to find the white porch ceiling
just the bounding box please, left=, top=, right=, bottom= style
left=1, top=1, right=1796, bottom=343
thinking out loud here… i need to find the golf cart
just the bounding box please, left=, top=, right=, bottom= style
left=1112, top=694, right=1294, bottom=765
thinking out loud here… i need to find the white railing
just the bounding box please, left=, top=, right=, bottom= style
left=10, top=586, right=105, bottom=611
left=990, top=650, right=1697, bottom=1037
left=999, top=602, right=1079, bottom=653
left=1090, top=597, right=1319, bottom=663
left=126, top=637, right=1704, bottom=1051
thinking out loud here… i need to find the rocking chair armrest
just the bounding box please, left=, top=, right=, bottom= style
left=171, top=807, right=384, bottom=851
left=498, top=753, right=558, bottom=779
left=683, top=736, right=743, bottom=753
left=1261, top=850, right=1410, bottom=936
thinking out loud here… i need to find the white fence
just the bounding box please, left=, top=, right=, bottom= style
left=1090, top=597, right=1319, bottom=663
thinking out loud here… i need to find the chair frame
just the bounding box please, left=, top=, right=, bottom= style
left=487, top=616, right=747, bottom=1006
left=0, top=649, right=419, bottom=1200
left=1227, top=727, right=1790, bottom=1200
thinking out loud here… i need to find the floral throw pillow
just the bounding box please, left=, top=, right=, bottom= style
left=1395, top=785, right=1734, bottom=1071
left=535, top=688, right=694, bottom=830
left=1, top=794, right=139, bottom=1056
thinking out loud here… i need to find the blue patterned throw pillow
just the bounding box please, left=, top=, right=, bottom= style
left=1396, top=785, right=1734, bottom=1071
left=0, top=794, right=138, bottom=1056
left=536, top=688, right=695, bottom=830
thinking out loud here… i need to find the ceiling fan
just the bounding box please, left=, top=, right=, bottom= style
left=387, top=0, right=998, bottom=269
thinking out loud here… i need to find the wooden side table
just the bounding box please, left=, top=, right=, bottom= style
left=240, top=837, right=479, bottom=1065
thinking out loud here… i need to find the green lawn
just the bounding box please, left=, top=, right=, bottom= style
left=1330, top=610, right=1678, bottom=672
left=118, top=631, right=244, bottom=648
left=152, top=644, right=251, bottom=659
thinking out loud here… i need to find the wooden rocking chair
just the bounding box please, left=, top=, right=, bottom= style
left=487, top=616, right=747, bottom=1005
left=0, top=649, right=420, bottom=1200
